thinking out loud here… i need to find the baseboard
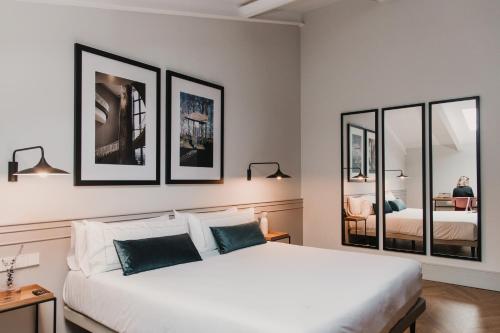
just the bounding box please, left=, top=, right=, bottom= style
left=422, top=263, right=500, bottom=291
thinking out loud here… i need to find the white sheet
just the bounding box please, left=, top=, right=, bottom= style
left=351, top=209, right=477, bottom=241
left=433, top=211, right=477, bottom=241
left=64, top=243, right=421, bottom=333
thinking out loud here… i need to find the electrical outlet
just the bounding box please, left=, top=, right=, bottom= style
left=0, top=253, right=39, bottom=272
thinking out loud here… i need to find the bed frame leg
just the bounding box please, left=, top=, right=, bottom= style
left=411, top=240, right=416, bottom=251
left=410, top=322, right=416, bottom=333
left=471, top=247, right=476, bottom=257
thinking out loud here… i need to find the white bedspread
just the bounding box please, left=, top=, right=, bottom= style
left=354, top=209, right=477, bottom=241
left=433, top=211, right=477, bottom=241
left=64, top=243, right=421, bottom=333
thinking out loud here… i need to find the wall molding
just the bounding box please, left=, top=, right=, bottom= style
left=0, top=199, right=303, bottom=247
left=423, top=263, right=500, bottom=292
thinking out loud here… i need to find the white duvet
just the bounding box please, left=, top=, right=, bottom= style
left=352, top=209, right=477, bottom=241
left=64, top=242, right=421, bottom=333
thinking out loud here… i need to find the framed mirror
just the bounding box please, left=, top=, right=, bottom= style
left=429, top=96, right=481, bottom=260
left=341, top=110, right=379, bottom=249
left=382, top=104, right=426, bottom=254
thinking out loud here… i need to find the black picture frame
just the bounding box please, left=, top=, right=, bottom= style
left=364, top=128, right=376, bottom=182
left=381, top=103, right=426, bottom=255
left=347, top=124, right=366, bottom=182
left=429, top=96, right=481, bottom=261
left=166, top=70, right=224, bottom=184
left=74, top=43, right=161, bottom=186
left=341, top=109, right=379, bottom=249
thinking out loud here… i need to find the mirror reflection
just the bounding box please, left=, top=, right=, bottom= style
left=430, top=97, right=480, bottom=260
left=382, top=104, right=426, bottom=254
left=341, top=110, right=378, bottom=248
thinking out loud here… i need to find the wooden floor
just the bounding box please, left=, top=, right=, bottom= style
left=405, top=280, right=500, bottom=333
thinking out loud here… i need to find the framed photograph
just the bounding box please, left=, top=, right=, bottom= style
left=166, top=71, right=224, bottom=184
left=365, top=129, right=376, bottom=181
left=347, top=124, right=365, bottom=181
left=74, top=44, right=161, bottom=186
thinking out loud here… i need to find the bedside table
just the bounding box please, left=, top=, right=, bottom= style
left=345, top=216, right=368, bottom=240
left=265, top=231, right=291, bottom=244
left=0, top=284, right=56, bottom=333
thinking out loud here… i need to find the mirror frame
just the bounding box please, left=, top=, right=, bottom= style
left=341, top=109, right=380, bottom=249
left=381, top=103, right=426, bottom=255
left=429, top=96, right=481, bottom=261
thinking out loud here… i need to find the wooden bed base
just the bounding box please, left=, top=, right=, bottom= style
left=347, top=228, right=477, bottom=249
left=64, top=298, right=426, bottom=333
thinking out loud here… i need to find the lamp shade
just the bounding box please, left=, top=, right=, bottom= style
left=352, top=171, right=367, bottom=181
left=397, top=170, right=409, bottom=179
left=266, top=167, right=291, bottom=180
left=14, top=156, right=69, bottom=177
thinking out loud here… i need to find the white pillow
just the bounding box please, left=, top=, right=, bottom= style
left=361, top=195, right=376, bottom=204
left=186, top=208, right=255, bottom=253
left=80, top=215, right=188, bottom=277
left=386, top=191, right=397, bottom=201
left=174, top=207, right=238, bottom=251
left=359, top=200, right=373, bottom=218
left=347, top=196, right=363, bottom=216
left=348, top=197, right=372, bottom=218
left=67, top=221, right=87, bottom=270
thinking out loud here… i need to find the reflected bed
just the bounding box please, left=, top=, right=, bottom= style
left=348, top=209, right=477, bottom=247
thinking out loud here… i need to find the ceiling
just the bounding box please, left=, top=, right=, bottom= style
left=385, top=101, right=478, bottom=153
left=385, top=106, right=423, bottom=152
left=20, top=0, right=345, bottom=25
left=432, top=100, right=477, bottom=149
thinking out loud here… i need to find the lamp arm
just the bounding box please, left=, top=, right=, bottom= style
left=344, top=167, right=362, bottom=172
left=248, top=162, right=280, bottom=169
left=12, top=146, right=44, bottom=162
left=247, top=162, right=281, bottom=181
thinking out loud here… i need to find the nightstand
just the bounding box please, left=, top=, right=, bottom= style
left=265, top=231, right=291, bottom=244
left=345, top=216, right=368, bottom=240
left=0, top=284, right=56, bottom=333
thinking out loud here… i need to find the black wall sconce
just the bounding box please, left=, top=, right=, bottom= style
left=344, top=167, right=368, bottom=181
left=8, top=146, right=69, bottom=182
left=385, top=169, right=409, bottom=179
left=247, top=162, right=291, bottom=181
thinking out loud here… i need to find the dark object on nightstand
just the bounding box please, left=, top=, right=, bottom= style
left=32, top=288, right=49, bottom=296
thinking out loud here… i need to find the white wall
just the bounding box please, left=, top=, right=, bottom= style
left=301, top=0, right=500, bottom=282
left=405, top=147, right=423, bottom=209
left=0, top=0, right=301, bottom=225
left=0, top=1, right=301, bottom=332
left=384, top=130, right=407, bottom=199
left=432, top=143, right=477, bottom=196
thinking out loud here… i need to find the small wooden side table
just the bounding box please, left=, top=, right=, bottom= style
left=265, top=231, right=291, bottom=244
left=345, top=216, right=368, bottom=241
left=0, top=284, right=56, bottom=333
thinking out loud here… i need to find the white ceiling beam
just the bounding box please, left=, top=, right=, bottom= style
left=438, top=109, right=462, bottom=151
left=17, top=0, right=304, bottom=27
left=239, top=0, right=298, bottom=18
left=387, top=127, right=407, bottom=156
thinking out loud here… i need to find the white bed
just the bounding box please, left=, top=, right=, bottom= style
left=349, top=208, right=477, bottom=241
left=64, top=242, right=422, bottom=333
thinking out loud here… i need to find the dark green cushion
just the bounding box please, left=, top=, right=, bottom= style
left=389, top=199, right=407, bottom=211
left=384, top=200, right=393, bottom=214
left=210, top=222, right=266, bottom=254
left=113, top=233, right=202, bottom=276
